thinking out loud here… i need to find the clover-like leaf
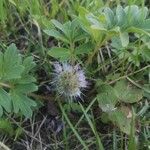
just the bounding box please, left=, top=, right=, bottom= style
left=114, top=80, right=143, bottom=103
left=108, top=106, right=132, bottom=135
left=97, top=85, right=118, bottom=112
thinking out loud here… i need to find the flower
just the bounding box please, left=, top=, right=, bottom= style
left=52, top=62, right=87, bottom=99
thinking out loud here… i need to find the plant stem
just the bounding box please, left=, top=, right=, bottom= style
left=86, top=37, right=108, bottom=66
left=108, top=65, right=150, bottom=84
left=0, top=82, right=11, bottom=88
left=0, top=142, right=11, bottom=150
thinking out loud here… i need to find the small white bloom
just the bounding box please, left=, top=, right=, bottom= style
left=52, top=62, right=88, bottom=99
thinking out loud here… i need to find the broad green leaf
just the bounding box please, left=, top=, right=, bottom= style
left=116, top=5, right=126, bottom=26
left=48, top=47, right=71, bottom=60
left=44, top=29, right=69, bottom=43
left=17, top=76, right=36, bottom=84
left=97, top=85, right=118, bottom=112
left=140, top=19, right=150, bottom=31
left=51, top=19, right=64, bottom=32
left=2, top=44, right=24, bottom=80
left=14, top=83, right=38, bottom=94
left=73, top=31, right=88, bottom=42
left=75, top=42, right=93, bottom=55
left=17, top=56, right=36, bottom=84
left=108, top=108, right=131, bottom=135
left=0, top=44, right=37, bottom=118
left=138, top=7, right=148, bottom=21
left=22, top=56, right=36, bottom=74
left=114, top=80, right=143, bottom=103
left=11, top=91, right=37, bottom=118
left=0, top=88, right=11, bottom=113
left=124, top=5, right=139, bottom=25
left=61, top=21, right=72, bottom=40
left=104, top=7, right=115, bottom=28
left=87, top=14, right=106, bottom=31
left=119, top=32, right=129, bottom=47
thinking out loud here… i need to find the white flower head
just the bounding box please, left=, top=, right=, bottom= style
left=52, top=62, right=88, bottom=99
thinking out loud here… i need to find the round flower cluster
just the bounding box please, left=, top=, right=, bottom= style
left=52, top=62, right=87, bottom=99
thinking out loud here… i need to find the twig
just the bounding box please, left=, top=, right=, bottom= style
left=127, top=77, right=150, bottom=94
left=0, top=82, right=11, bottom=88
left=0, top=142, right=11, bottom=150
left=108, top=65, right=150, bottom=84
left=29, top=93, right=54, bottom=101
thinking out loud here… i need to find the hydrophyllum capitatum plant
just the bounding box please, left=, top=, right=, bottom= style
left=52, top=62, right=88, bottom=100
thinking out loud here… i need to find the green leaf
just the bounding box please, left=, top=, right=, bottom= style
left=0, top=88, right=11, bottom=113
left=114, top=80, right=143, bottom=103
left=108, top=108, right=131, bottom=135
left=48, top=47, right=71, bottom=60
left=140, top=19, right=150, bottom=31
left=75, top=42, right=93, bottom=55
left=11, top=91, right=37, bottom=118
left=2, top=44, right=24, bottom=80
left=44, top=29, right=69, bottom=43
left=0, top=44, right=37, bottom=118
left=14, top=83, right=38, bottom=94
left=116, top=5, right=126, bottom=26
left=104, top=7, right=115, bottom=28
left=97, top=85, right=118, bottom=112
left=17, top=76, right=36, bottom=84
left=124, top=5, right=139, bottom=25
left=87, top=14, right=106, bottom=31
left=119, top=32, right=129, bottom=47
left=62, top=21, right=72, bottom=40
left=22, top=56, right=36, bottom=74
left=51, top=19, right=64, bottom=32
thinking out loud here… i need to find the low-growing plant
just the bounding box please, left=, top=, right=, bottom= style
left=0, top=0, right=149, bottom=149
left=43, top=3, right=150, bottom=149
left=0, top=44, right=38, bottom=118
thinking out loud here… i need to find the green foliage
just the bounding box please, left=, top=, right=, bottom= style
left=48, top=47, right=71, bottom=61
left=96, top=80, right=143, bottom=134
left=44, top=19, right=87, bottom=44
left=0, top=0, right=7, bottom=24
left=108, top=108, right=131, bottom=135
left=86, top=5, right=150, bottom=38
left=97, top=84, right=118, bottom=112
left=0, top=44, right=37, bottom=118
left=76, top=4, right=150, bottom=65
left=44, top=19, right=92, bottom=61
left=0, top=44, right=24, bottom=80
left=114, top=80, right=143, bottom=103
left=0, top=0, right=149, bottom=149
